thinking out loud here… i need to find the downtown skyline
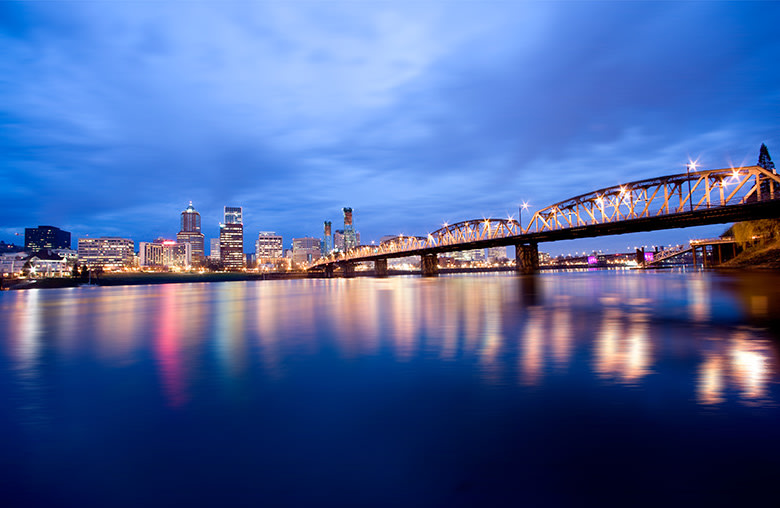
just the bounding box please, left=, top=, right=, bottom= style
left=2, top=1, right=779, bottom=255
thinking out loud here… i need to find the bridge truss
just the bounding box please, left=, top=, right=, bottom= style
left=312, top=165, right=780, bottom=268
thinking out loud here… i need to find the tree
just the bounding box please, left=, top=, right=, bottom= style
left=71, top=263, right=80, bottom=278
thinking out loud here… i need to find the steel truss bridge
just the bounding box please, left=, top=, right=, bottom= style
left=310, top=165, right=780, bottom=275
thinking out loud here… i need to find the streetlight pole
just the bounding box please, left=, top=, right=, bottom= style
left=686, top=161, right=696, bottom=212
left=519, top=202, right=529, bottom=234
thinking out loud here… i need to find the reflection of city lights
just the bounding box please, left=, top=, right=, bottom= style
left=731, top=336, right=769, bottom=401
left=697, top=354, right=724, bottom=405
left=520, top=308, right=544, bottom=386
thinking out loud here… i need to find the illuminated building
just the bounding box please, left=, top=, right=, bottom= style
left=77, top=237, right=134, bottom=269
left=139, top=239, right=191, bottom=268
left=486, top=246, right=508, bottom=262
left=210, top=238, right=220, bottom=261
left=25, top=225, right=71, bottom=252
left=220, top=223, right=244, bottom=269
left=176, top=201, right=205, bottom=264
left=256, top=232, right=283, bottom=261
left=323, top=221, right=333, bottom=254
left=342, top=207, right=358, bottom=251
left=292, top=237, right=322, bottom=264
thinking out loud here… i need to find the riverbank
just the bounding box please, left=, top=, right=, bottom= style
left=719, top=239, right=780, bottom=269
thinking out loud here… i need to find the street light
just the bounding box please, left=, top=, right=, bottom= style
left=519, top=201, right=529, bottom=233
left=686, top=160, right=697, bottom=212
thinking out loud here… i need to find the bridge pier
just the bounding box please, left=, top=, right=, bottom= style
left=421, top=253, right=438, bottom=277
left=515, top=243, right=539, bottom=274
left=341, top=262, right=355, bottom=278
left=374, top=258, right=388, bottom=277
left=324, top=264, right=334, bottom=278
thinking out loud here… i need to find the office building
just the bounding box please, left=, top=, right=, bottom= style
left=256, top=232, right=283, bottom=261
left=292, top=237, right=322, bottom=264
left=220, top=223, right=244, bottom=269
left=77, top=237, right=134, bottom=269
left=176, top=201, right=205, bottom=264
left=25, top=225, right=71, bottom=252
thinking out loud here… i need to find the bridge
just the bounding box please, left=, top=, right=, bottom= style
left=310, top=164, right=780, bottom=276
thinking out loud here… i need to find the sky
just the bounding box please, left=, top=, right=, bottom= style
left=1, top=1, right=779, bottom=256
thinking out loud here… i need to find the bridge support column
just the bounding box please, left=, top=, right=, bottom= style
left=421, top=254, right=438, bottom=277
left=324, top=264, right=334, bottom=278
left=374, top=258, right=388, bottom=277
left=341, top=262, right=355, bottom=278
left=515, top=243, right=539, bottom=274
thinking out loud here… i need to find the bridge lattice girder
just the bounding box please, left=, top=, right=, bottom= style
left=311, top=165, right=780, bottom=268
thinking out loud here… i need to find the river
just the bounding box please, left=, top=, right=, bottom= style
left=1, top=271, right=779, bottom=506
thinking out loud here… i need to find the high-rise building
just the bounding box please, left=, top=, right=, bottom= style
left=25, top=225, right=71, bottom=252
left=342, top=207, right=358, bottom=251
left=323, top=221, right=333, bottom=254
left=176, top=201, right=205, bottom=264
left=210, top=238, right=220, bottom=261
left=77, top=237, right=134, bottom=269
left=220, top=223, right=244, bottom=269
left=256, top=232, right=283, bottom=261
left=224, top=206, right=243, bottom=224
left=292, top=237, right=322, bottom=264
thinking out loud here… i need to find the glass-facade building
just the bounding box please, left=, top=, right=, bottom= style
left=177, top=202, right=205, bottom=264
left=77, top=237, right=134, bottom=269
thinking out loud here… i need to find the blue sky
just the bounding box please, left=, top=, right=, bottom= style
left=1, top=1, right=779, bottom=256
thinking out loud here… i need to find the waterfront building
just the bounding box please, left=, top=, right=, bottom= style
left=451, top=249, right=486, bottom=262
left=139, top=239, right=191, bottom=269
left=292, top=237, right=322, bottom=265
left=77, top=237, right=134, bottom=269
left=0, top=252, right=29, bottom=276
left=220, top=223, right=244, bottom=269
left=176, top=201, right=205, bottom=264
left=28, top=250, right=68, bottom=277
left=255, top=232, right=283, bottom=261
left=486, top=246, right=508, bottom=262
left=25, top=225, right=71, bottom=252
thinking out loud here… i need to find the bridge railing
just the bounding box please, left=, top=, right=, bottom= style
left=311, top=165, right=780, bottom=268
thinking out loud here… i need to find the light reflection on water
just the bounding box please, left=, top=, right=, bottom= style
left=2, top=272, right=780, bottom=506
left=1, top=273, right=779, bottom=413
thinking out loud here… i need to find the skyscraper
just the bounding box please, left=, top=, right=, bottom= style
left=323, top=221, right=333, bottom=254
left=342, top=207, right=358, bottom=251
left=176, top=201, right=205, bottom=264
left=220, top=206, right=244, bottom=269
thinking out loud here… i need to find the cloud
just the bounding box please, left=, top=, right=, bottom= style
left=1, top=1, right=778, bottom=255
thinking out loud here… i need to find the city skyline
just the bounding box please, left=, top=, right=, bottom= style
left=2, top=2, right=779, bottom=255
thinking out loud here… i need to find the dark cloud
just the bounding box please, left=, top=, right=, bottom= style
left=1, top=1, right=778, bottom=255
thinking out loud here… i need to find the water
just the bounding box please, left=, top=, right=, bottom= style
left=1, top=272, right=779, bottom=507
